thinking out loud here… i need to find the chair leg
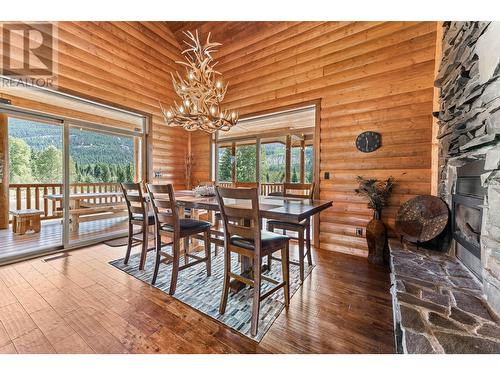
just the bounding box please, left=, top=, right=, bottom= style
left=124, top=222, right=133, bottom=265
left=139, top=223, right=148, bottom=270
left=298, top=229, right=305, bottom=282
left=267, top=222, right=274, bottom=270
left=214, top=218, right=219, bottom=257
left=281, top=244, right=290, bottom=308
left=219, top=247, right=231, bottom=314
left=184, top=236, right=190, bottom=265
left=151, top=233, right=161, bottom=285
left=250, top=256, right=262, bottom=337
left=169, top=241, right=180, bottom=295
left=204, top=230, right=211, bottom=276
left=306, top=223, right=312, bottom=266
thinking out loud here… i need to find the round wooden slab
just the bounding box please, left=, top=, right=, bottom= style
left=395, top=195, right=449, bottom=243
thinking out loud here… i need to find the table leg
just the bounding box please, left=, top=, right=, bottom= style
left=70, top=200, right=80, bottom=232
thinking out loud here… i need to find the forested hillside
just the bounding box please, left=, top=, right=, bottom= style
left=8, top=118, right=135, bottom=184
left=218, top=142, right=313, bottom=183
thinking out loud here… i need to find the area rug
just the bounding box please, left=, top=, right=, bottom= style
left=109, top=246, right=314, bottom=342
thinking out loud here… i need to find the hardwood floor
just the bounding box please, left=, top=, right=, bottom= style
left=0, top=217, right=128, bottom=260
left=0, top=241, right=395, bottom=353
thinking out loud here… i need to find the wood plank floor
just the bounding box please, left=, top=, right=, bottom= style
left=0, top=242, right=395, bottom=353
left=0, top=217, right=128, bottom=260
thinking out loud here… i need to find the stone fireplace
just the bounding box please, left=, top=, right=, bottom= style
left=387, top=21, right=500, bottom=354
left=436, top=21, right=500, bottom=316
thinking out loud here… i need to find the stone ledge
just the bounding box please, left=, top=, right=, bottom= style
left=389, top=239, right=500, bottom=353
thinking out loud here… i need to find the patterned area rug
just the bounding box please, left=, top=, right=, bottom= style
left=109, top=246, right=314, bottom=342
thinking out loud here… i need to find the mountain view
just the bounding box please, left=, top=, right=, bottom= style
left=8, top=118, right=135, bottom=184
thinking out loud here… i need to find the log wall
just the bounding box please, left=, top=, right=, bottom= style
left=185, top=21, right=438, bottom=257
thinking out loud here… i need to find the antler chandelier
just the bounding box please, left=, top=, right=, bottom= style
left=161, top=30, right=238, bottom=133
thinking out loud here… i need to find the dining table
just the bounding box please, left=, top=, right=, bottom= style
left=174, top=190, right=333, bottom=291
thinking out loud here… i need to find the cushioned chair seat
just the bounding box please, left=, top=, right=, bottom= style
left=132, top=212, right=156, bottom=225
left=230, top=230, right=289, bottom=251
left=160, top=218, right=211, bottom=233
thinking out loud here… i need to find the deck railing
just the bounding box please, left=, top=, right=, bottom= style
left=216, top=182, right=283, bottom=196
left=10, top=182, right=286, bottom=222
left=260, top=183, right=283, bottom=196
left=9, top=182, right=124, bottom=221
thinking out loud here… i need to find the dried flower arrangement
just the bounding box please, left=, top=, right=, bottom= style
left=355, top=176, right=395, bottom=213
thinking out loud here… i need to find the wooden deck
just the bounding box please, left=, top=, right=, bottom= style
left=0, top=242, right=395, bottom=353
left=0, top=217, right=129, bottom=260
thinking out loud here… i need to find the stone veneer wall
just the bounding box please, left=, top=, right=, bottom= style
left=434, top=21, right=500, bottom=315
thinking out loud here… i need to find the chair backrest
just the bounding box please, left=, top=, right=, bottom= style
left=146, top=184, right=179, bottom=233
left=215, top=187, right=262, bottom=253
left=121, top=183, right=147, bottom=221
left=283, top=183, right=315, bottom=199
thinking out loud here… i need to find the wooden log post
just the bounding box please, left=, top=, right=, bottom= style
left=300, top=138, right=305, bottom=183
left=285, top=135, right=291, bottom=183
left=0, top=113, right=8, bottom=229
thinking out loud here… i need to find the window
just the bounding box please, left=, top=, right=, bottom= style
left=214, top=106, right=316, bottom=187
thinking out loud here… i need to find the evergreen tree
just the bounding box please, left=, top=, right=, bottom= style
left=101, top=164, right=111, bottom=182
left=292, top=166, right=299, bottom=183
left=94, top=164, right=103, bottom=181
left=33, top=145, right=62, bottom=183
left=125, top=163, right=134, bottom=182
left=8, top=137, right=33, bottom=183
left=236, top=145, right=256, bottom=182
left=116, top=165, right=126, bottom=182
left=218, top=148, right=232, bottom=182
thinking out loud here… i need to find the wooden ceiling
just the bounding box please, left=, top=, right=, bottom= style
left=165, top=22, right=281, bottom=48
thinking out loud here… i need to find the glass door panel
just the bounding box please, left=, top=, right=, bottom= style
left=305, top=144, right=314, bottom=183
left=216, top=145, right=233, bottom=184
left=290, top=146, right=301, bottom=183
left=1, top=115, right=64, bottom=261
left=68, top=125, right=140, bottom=246
left=235, top=142, right=256, bottom=184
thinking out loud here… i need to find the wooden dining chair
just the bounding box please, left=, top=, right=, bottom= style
left=267, top=182, right=315, bottom=282
left=121, top=183, right=155, bottom=270
left=216, top=187, right=290, bottom=337
left=146, top=183, right=212, bottom=295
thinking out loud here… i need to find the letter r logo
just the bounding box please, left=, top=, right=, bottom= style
left=1, top=22, right=54, bottom=77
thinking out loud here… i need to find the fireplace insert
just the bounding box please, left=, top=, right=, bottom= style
left=452, top=159, right=486, bottom=280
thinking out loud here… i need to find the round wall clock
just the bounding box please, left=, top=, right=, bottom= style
left=356, top=131, right=381, bottom=153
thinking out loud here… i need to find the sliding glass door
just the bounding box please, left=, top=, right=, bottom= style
left=67, top=125, right=142, bottom=246
left=0, top=113, right=66, bottom=262
left=0, top=101, right=146, bottom=263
